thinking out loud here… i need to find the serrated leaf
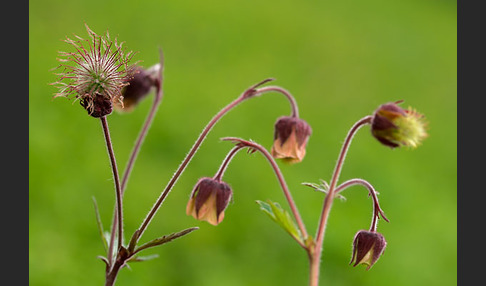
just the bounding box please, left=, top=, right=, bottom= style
left=134, top=227, right=198, bottom=254
left=256, top=200, right=274, bottom=217
left=302, top=181, right=328, bottom=193
left=319, top=179, right=330, bottom=191
left=256, top=200, right=303, bottom=245
left=302, top=181, right=346, bottom=201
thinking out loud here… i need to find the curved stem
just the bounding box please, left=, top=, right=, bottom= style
left=256, top=85, right=299, bottom=118
left=134, top=96, right=244, bottom=241
left=119, top=89, right=161, bottom=192
left=121, top=51, right=164, bottom=194
left=213, top=145, right=245, bottom=182
left=107, top=52, right=164, bottom=269
left=221, top=137, right=309, bottom=243
left=132, top=78, right=293, bottom=243
left=335, top=178, right=389, bottom=231
left=100, top=116, right=124, bottom=266
left=309, top=115, right=372, bottom=286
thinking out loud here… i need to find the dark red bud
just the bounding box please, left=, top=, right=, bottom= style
left=350, top=230, right=387, bottom=270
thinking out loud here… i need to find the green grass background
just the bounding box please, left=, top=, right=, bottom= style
left=29, top=0, right=456, bottom=285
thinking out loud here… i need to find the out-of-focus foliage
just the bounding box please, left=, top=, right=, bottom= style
left=29, top=0, right=456, bottom=285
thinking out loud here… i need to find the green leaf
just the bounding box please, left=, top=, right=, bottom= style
left=302, top=180, right=346, bottom=201
left=134, top=227, right=198, bottom=254
left=256, top=200, right=303, bottom=245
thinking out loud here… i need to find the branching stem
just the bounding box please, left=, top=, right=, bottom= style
left=132, top=79, right=301, bottom=244
left=106, top=52, right=164, bottom=269
left=335, top=178, right=389, bottom=232
left=309, top=115, right=372, bottom=286
left=221, top=137, right=309, bottom=246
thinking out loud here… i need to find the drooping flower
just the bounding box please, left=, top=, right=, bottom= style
left=271, top=116, right=312, bottom=163
left=350, top=230, right=387, bottom=270
left=114, top=64, right=160, bottom=112
left=186, top=177, right=233, bottom=226
left=370, top=101, right=428, bottom=148
left=52, top=24, right=136, bottom=117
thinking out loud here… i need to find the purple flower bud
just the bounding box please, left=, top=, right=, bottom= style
left=115, top=65, right=159, bottom=112
left=271, top=116, right=312, bottom=163
left=350, top=230, right=387, bottom=270
left=186, top=177, right=233, bottom=226
left=371, top=101, right=428, bottom=148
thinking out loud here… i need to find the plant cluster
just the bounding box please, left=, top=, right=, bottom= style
left=52, top=25, right=428, bottom=286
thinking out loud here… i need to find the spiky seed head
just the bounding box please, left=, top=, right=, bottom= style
left=371, top=101, right=428, bottom=148
left=52, top=24, right=136, bottom=117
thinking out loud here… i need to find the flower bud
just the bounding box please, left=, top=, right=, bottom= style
left=186, top=177, right=233, bottom=226
left=350, top=230, right=387, bottom=270
left=271, top=116, right=312, bottom=164
left=371, top=101, right=428, bottom=148
left=115, top=64, right=159, bottom=112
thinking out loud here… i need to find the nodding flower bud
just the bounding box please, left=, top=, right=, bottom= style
left=186, top=177, right=233, bottom=226
left=350, top=230, right=387, bottom=270
left=52, top=24, right=135, bottom=118
left=370, top=101, right=428, bottom=148
left=115, top=64, right=160, bottom=112
left=271, top=116, right=312, bottom=164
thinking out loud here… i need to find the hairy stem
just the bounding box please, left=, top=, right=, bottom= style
left=121, top=51, right=164, bottom=194
left=309, top=116, right=372, bottom=286
left=100, top=116, right=124, bottom=266
left=104, top=259, right=124, bottom=286
left=257, top=85, right=299, bottom=118
left=120, top=90, right=161, bottom=191
left=134, top=96, right=244, bottom=241
left=335, top=178, right=389, bottom=232
left=221, top=137, right=309, bottom=245
left=213, top=145, right=245, bottom=182
left=106, top=53, right=165, bottom=264
left=132, top=79, right=302, bottom=244
left=132, top=79, right=266, bottom=242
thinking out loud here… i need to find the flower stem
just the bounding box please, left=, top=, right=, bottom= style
left=131, top=79, right=265, bottom=242
left=309, top=116, right=372, bottom=286
left=221, top=137, right=309, bottom=245
left=104, top=259, right=124, bottom=286
left=131, top=79, right=301, bottom=244
left=213, top=145, right=245, bottom=182
left=120, top=93, right=161, bottom=192
left=121, top=51, right=164, bottom=194
left=100, top=116, right=124, bottom=266
left=334, top=178, right=389, bottom=232
left=106, top=54, right=164, bottom=262
left=256, top=85, right=299, bottom=118
left=134, top=96, right=244, bottom=241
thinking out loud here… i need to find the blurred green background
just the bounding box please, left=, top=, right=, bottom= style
left=29, top=0, right=456, bottom=285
